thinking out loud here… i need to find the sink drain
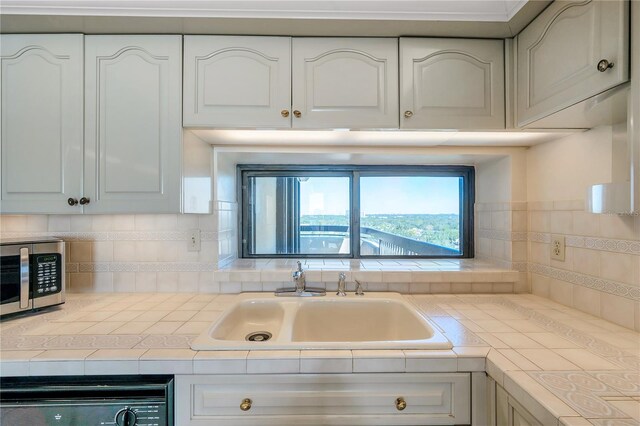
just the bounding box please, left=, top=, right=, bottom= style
left=246, top=331, right=272, bottom=342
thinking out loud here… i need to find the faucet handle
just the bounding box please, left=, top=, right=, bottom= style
left=355, top=279, right=364, bottom=296
left=296, top=260, right=303, bottom=272
left=337, top=272, right=347, bottom=296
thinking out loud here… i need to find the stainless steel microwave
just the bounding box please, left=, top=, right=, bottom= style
left=0, top=237, right=65, bottom=318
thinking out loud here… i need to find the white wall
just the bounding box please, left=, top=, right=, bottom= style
left=526, top=125, right=639, bottom=331
left=474, top=151, right=528, bottom=292
left=527, top=126, right=612, bottom=202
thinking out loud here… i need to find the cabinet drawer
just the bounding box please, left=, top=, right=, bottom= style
left=177, top=373, right=470, bottom=425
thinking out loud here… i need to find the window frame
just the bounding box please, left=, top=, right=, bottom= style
left=238, top=165, right=474, bottom=259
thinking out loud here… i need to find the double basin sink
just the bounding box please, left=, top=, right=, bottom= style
left=190, top=292, right=451, bottom=350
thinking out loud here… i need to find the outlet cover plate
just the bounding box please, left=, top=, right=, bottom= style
left=550, top=235, right=565, bottom=261
left=188, top=229, right=201, bottom=252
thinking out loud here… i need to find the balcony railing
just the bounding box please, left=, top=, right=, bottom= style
left=300, top=225, right=459, bottom=256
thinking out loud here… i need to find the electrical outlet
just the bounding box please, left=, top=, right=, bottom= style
left=188, top=229, right=201, bottom=252
left=550, top=235, right=565, bottom=261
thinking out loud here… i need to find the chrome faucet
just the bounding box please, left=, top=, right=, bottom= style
left=274, top=261, right=326, bottom=297
left=336, top=272, right=347, bottom=296
left=293, top=261, right=306, bottom=293
left=355, top=279, right=364, bottom=296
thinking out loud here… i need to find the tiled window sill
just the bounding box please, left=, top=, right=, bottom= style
left=215, top=259, right=520, bottom=283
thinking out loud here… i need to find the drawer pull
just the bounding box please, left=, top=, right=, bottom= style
left=240, top=398, right=252, bottom=411
left=395, top=397, right=407, bottom=411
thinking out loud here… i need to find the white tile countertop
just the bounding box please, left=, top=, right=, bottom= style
left=1, top=293, right=639, bottom=425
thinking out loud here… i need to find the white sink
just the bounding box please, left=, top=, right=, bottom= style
left=190, top=292, right=451, bottom=350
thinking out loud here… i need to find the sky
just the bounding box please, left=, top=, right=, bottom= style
left=298, top=176, right=461, bottom=215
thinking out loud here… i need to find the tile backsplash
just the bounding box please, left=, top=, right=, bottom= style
left=475, top=201, right=528, bottom=293
left=1, top=199, right=638, bottom=331
left=0, top=213, right=222, bottom=293
left=527, top=200, right=639, bottom=331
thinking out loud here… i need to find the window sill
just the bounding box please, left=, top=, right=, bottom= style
left=214, top=259, right=520, bottom=284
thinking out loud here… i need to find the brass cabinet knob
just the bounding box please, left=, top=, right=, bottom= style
left=395, top=397, right=407, bottom=411
left=281, top=109, right=290, bottom=118
left=79, top=197, right=90, bottom=205
left=240, top=398, right=252, bottom=411
left=67, top=198, right=78, bottom=206
left=293, top=110, right=302, bottom=118
left=404, top=110, right=414, bottom=118
left=597, top=59, right=614, bottom=72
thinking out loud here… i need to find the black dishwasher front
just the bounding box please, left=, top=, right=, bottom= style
left=0, top=375, right=173, bottom=426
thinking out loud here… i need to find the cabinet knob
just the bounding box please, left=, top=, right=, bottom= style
left=67, top=198, right=78, bottom=206
left=597, top=59, right=614, bottom=72
left=281, top=109, right=290, bottom=118
left=404, top=111, right=414, bottom=118
left=240, top=398, right=252, bottom=411
left=395, top=397, right=407, bottom=411
left=293, top=110, right=302, bottom=118
left=79, top=197, right=91, bottom=205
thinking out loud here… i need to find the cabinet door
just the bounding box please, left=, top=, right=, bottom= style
left=184, top=36, right=291, bottom=128
left=517, top=0, right=629, bottom=126
left=0, top=34, right=83, bottom=214
left=84, top=35, right=182, bottom=213
left=508, top=396, right=543, bottom=426
left=400, top=38, right=505, bottom=129
left=292, top=38, right=399, bottom=129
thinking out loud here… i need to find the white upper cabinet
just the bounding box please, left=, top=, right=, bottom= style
left=516, top=0, right=629, bottom=126
left=0, top=34, right=84, bottom=214
left=400, top=38, right=505, bottom=129
left=292, top=38, right=399, bottom=129
left=84, top=35, right=182, bottom=213
left=183, top=36, right=292, bottom=128
left=184, top=37, right=399, bottom=129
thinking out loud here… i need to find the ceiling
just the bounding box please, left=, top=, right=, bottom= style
left=0, top=0, right=551, bottom=37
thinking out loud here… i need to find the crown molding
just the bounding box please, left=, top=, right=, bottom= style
left=0, top=1, right=529, bottom=22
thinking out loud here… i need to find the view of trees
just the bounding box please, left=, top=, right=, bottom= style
left=300, top=214, right=460, bottom=250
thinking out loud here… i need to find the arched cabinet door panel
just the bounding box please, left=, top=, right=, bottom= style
left=0, top=34, right=83, bottom=214
left=84, top=35, right=182, bottom=213
left=517, top=0, right=629, bottom=126
left=184, top=36, right=292, bottom=128
left=292, top=38, right=399, bottom=129
left=400, top=38, right=505, bottom=129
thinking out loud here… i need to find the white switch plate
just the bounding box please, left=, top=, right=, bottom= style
left=188, top=229, right=201, bottom=252
left=550, top=235, right=565, bottom=261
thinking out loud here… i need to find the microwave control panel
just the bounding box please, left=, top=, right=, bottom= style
left=34, top=253, right=62, bottom=297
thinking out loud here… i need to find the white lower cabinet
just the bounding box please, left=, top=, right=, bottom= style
left=490, top=380, right=544, bottom=426
left=176, top=373, right=470, bottom=425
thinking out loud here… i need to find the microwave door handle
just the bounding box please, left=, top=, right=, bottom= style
left=20, top=247, right=29, bottom=309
